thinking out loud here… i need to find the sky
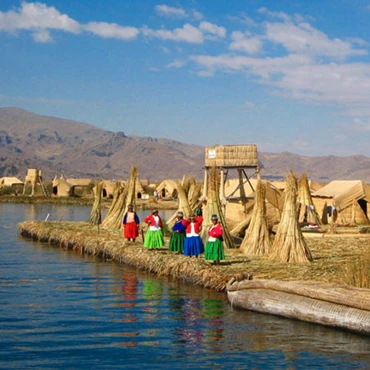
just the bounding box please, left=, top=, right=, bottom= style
left=1, top=1, right=370, bottom=157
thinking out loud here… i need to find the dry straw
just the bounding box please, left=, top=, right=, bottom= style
left=87, top=181, right=102, bottom=225
left=297, top=173, right=322, bottom=225
left=201, top=166, right=234, bottom=248
left=269, top=171, right=313, bottom=263
left=100, top=166, right=138, bottom=229
left=240, top=179, right=271, bottom=255
left=205, top=145, right=258, bottom=168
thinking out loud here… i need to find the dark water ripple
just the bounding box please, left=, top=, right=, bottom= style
left=0, top=203, right=370, bottom=369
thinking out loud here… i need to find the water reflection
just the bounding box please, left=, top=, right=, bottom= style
left=1, top=203, right=370, bottom=369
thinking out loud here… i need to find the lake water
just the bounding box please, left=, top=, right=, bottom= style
left=1, top=203, right=370, bottom=369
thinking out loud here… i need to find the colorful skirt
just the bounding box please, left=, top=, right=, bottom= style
left=144, top=230, right=164, bottom=249
left=169, top=232, right=185, bottom=252
left=183, top=236, right=204, bottom=257
left=124, top=222, right=139, bottom=239
left=205, top=239, right=225, bottom=261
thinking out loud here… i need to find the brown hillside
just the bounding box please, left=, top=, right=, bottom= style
left=0, top=107, right=369, bottom=182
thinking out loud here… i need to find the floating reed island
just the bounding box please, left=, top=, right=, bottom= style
left=17, top=163, right=370, bottom=335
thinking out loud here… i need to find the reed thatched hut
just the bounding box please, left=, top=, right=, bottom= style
left=312, top=180, right=370, bottom=225
left=156, top=179, right=178, bottom=199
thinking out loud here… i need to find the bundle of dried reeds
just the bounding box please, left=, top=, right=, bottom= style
left=101, top=181, right=127, bottom=229
left=166, top=180, right=193, bottom=229
left=87, top=181, right=102, bottom=225
left=298, top=173, right=322, bottom=225
left=269, top=171, right=313, bottom=263
left=187, top=177, right=202, bottom=210
left=240, top=180, right=270, bottom=255
left=201, top=166, right=234, bottom=248
left=124, top=166, right=137, bottom=214
left=205, top=145, right=258, bottom=167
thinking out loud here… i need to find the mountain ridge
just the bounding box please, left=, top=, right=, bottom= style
left=1, top=107, right=369, bottom=182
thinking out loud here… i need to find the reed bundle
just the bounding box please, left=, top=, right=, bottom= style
left=87, top=181, right=102, bottom=225
left=240, top=180, right=271, bottom=255
left=205, top=145, right=258, bottom=167
left=269, top=171, right=313, bottom=263
left=101, top=181, right=127, bottom=229
left=201, top=166, right=234, bottom=248
left=297, top=173, right=322, bottom=225
left=124, top=166, right=138, bottom=214
left=167, top=176, right=201, bottom=229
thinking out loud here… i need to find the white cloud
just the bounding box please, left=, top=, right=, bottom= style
left=166, top=59, right=187, bottom=68
left=32, top=30, right=53, bottom=43
left=199, top=21, right=226, bottom=38
left=265, top=21, right=366, bottom=59
left=84, top=22, right=139, bottom=40
left=192, top=10, right=203, bottom=21
left=244, top=100, right=256, bottom=109
left=229, top=31, right=262, bottom=54
left=0, top=1, right=80, bottom=33
left=342, top=118, right=370, bottom=132
left=155, top=5, right=187, bottom=18
left=142, top=24, right=204, bottom=44
left=258, top=7, right=291, bottom=22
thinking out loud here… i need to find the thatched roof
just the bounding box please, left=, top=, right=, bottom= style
left=308, top=179, right=325, bottom=192
left=205, top=144, right=258, bottom=167
left=0, top=177, right=24, bottom=186
left=156, top=179, right=178, bottom=197
left=312, top=180, right=370, bottom=211
left=53, top=177, right=73, bottom=197
left=66, top=178, right=93, bottom=187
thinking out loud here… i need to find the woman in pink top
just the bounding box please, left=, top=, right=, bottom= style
left=205, top=214, right=224, bottom=265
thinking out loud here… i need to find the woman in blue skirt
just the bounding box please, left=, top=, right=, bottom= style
left=183, top=214, right=204, bottom=257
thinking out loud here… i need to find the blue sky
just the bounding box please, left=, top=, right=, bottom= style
left=1, top=1, right=370, bottom=156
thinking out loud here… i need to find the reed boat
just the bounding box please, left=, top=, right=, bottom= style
left=227, top=277, right=370, bottom=335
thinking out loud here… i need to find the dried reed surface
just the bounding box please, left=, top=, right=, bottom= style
left=269, top=171, right=313, bottom=263
left=124, top=166, right=137, bottom=214
left=87, top=181, right=102, bottom=225
left=201, top=166, right=234, bottom=248
left=240, top=180, right=271, bottom=255
left=166, top=180, right=193, bottom=229
left=297, top=173, right=322, bottom=225
left=101, top=165, right=139, bottom=230
left=18, top=221, right=370, bottom=290
left=205, top=145, right=258, bottom=167
left=101, top=182, right=127, bottom=229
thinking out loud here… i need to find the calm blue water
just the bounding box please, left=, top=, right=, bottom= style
left=1, top=203, right=370, bottom=369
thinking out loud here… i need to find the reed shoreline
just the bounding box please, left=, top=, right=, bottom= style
left=18, top=220, right=370, bottom=292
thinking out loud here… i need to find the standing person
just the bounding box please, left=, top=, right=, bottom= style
left=183, top=214, right=204, bottom=257
left=205, top=214, right=224, bottom=265
left=194, top=202, right=203, bottom=217
left=169, top=211, right=186, bottom=253
left=122, top=204, right=140, bottom=242
left=144, top=209, right=164, bottom=249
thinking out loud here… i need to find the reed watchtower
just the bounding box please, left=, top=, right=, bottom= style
left=202, top=144, right=259, bottom=203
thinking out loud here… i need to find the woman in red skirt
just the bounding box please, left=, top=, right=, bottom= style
left=123, top=205, right=140, bottom=242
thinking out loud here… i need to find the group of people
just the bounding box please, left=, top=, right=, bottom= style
left=122, top=205, right=225, bottom=264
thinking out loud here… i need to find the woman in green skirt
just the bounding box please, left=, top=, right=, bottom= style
left=205, top=214, right=224, bottom=265
left=169, top=211, right=186, bottom=253
left=144, top=209, right=164, bottom=249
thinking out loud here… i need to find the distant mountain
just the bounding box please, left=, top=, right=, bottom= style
left=1, top=107, right=370, bottom=182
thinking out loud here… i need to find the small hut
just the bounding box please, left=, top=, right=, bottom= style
left=156, top=179, right=178, bottom=199
left=312, top=180, right=370, bottom=225
left=52, top=175, right=73, bottom=197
